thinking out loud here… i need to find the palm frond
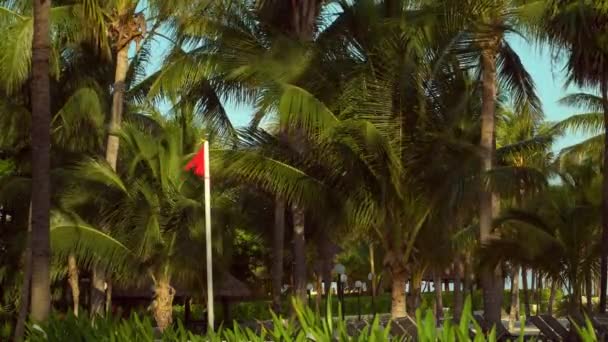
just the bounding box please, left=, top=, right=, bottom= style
left=278, top=84, right=339, bottom=134
left=215, top=149, right=328, bottom=209
left=497, top=41, right=543, bottom=119
left=553, top=112, right=603, bottom=136
left=52, top=86, right=105, bottom=152
left=71, top=158, right=128, bottom=193
left=50, top=211, right=134, bottom=275
left=559, top=92, right=603, bottom=112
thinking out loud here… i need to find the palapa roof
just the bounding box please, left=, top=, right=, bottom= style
left=216, top=272, right=251, bottom=298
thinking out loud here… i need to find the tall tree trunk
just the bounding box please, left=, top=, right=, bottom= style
left=68, top=254, right=79, bottom=316
left=271, top=201, right=286, bottom=312
left=537, top=273, right=543, bottom=313
left=454, top=259, right=464, bottom=321
left=407, top=270, right=422, bottom=314
left=508, top=265, right=520, bottom=331
left=548, top=279, right=557, bottom=316
left=315, top=274, right=322, bottom=314
left=586, top=273, right=593, bottom=313
left=463, top=255, right=472, bottom=304
left=292, top=204, right=307, bottom=304
left=434, top=271, right=443, bottom=320
left=30, top=0, right=52, bottom=323
left=522, top=266, right=531, bottom=318
left=479, top=42, right=503, bottom=325
left=105, top=42, right=129, bottom=170
left=313, top=228, right=328, bottom=314
left=390, top=264, right=407, bottom=318
left=283, top=0, right=321, bottom=310
left=14, top=205, right=33, bottom=341
left=370, top=243, right=376, bottom=298
left=92, top=45, right=130, bottom=315
left=530, top=270, right=536, bottom=314
left=318, top=229, right=333, bottom=297
left=600, top=78, right=608, bottom=313
left=152, top=280, right=175, bottom=332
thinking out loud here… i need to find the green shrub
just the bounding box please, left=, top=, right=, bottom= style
left=26, top=296, right=594, bottom=341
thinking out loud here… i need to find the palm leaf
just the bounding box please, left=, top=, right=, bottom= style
left=497, top=41, right=543, bottom=119
left=50, top=211, right=134, bottom=275
left=71, top=158, right=128, bottom=193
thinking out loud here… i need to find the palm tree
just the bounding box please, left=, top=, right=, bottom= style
left=56, top=116, right=230, bottom=330
left=0, top=83, right=105, bottom=335
left=250, top=0, right=325, bottom=304
left=541, top=0, right=608, bottom=313
left=29, top=0, right=52, bottom=323
left=446, top=0, right=544, bottom=323
left=496, top=103, right=555, bottom=322
left=152, top=0, right=328, bottom=308
left=54, top=0, right=204, bottom=313
left=0, top=2, right=112, bottom=325
left=486, top=160, right=601, bottom=314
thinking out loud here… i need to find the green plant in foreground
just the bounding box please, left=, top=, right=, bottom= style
left=570, top=315, right=598, bottom=342
left=416, top=297, right=498, bottom=342
left=26, top=296, right=599, bottom=341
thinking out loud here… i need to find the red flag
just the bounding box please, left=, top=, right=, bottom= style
left=185, top=146, right=205, bottom=177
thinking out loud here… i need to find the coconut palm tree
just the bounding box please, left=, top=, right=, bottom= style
left=496, top=103, right=555, bottom=323
left=485, top=158, right=602, bottom=314
left=0, top=81, right=105, bottom=339
left=440, top=0, right=545, bottom=323
left=56, top=116, right=221, bottom=330
left=541, top=0, right=608, bottom=313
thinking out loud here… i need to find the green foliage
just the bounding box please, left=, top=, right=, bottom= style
left=570, top=315, right=598, bottom=342
left=35, top=296, right=604, bottom=341
left=26, top=300, right=401, bottom=341
left=0, top=159, right=14, bottom=177
left=416, top=297, right=490, bottom=342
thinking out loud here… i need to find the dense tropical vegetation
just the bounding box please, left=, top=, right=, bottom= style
left=2, top=0, right=608, bottom=340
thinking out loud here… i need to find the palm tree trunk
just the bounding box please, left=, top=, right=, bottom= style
left=14, top=205, right=32, bottom=341
left=284, top=0, right=321, bottom=309
left=599, top=78, right=608, bottom=313
left=454, top=259, right=464, bottom=321
left=538, top=273, right=543, bottom=312
left=105, top=43, right=129, bottom=169
left=271, top=202, right=286, bottom=312
left=479, top=43, right=503, bottom=325
left=548, top=279, right=557, bottom=316
left=370, top=242, right=376, bottom=298
left=320, top=234, right=333, bottom=297
left=92, top=45, right=130, bottom=316
left=586, top=273, right=593, bottom=313
left=68, top=254, right=79, bottom=316
left=463, top=254, right=472, bottom=302
left=434, top=271, right=443, bottom=320
left=30, top=0, right=52, bottom=323
left=522, top=266, right=531, bottom=317
left=390, top=263, right=407, bottom=318
left=531, top=270, right=536, bottom=309
left=509, top=265, right=520, bottom=330
left=407, top=267, right=423, bottom=314
left=152, top=280, right=175, bottom=332
left=292, top=204, right=307, bottom=304
left=315, top=275, right=321, bottom=314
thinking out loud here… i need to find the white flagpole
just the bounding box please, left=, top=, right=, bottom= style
left=203, top=140, right=214, bottom=331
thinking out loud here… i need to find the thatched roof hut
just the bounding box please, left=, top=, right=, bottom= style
left=216, top=272, right=251, bottom=299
